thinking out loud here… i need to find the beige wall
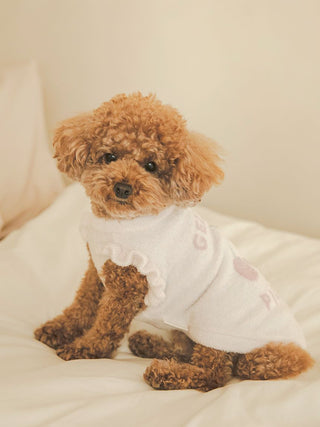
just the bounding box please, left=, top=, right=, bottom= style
left=1, top=0, right=319, bottom=238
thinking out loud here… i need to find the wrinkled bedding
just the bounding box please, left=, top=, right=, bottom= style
left=0, top=184, right=319, bottom=427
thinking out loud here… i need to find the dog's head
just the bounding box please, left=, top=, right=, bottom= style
left=53, top=93, right=224, bottom=219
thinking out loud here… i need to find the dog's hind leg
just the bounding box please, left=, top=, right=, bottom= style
left=144, top=359, right=214, bottom=391
left=144, top=343, right=234, bottom=391
left=129, top=330, right=194, bottom=362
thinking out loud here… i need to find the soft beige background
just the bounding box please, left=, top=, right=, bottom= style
left=0, top=0, right=319, bottom=238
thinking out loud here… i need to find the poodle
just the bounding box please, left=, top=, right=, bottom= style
left=34, top=93, right=313, bottom=391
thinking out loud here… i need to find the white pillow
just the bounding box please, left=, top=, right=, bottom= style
left=0, top=62, right=64, bottom=238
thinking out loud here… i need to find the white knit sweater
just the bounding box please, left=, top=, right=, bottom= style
left=80, top=206, right=306, bottom=353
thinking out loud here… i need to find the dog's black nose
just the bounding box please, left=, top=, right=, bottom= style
left=113, top=182, right=133, bottom=199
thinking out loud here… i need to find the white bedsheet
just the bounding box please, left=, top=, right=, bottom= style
left=0, top=184, right=319, bottom=427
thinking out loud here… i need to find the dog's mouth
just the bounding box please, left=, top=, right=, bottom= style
left=97, top=196, right=140, bottom=220
left=109, top=197, right=133, bottom=207
left=115, top=199, right=130, bottom=206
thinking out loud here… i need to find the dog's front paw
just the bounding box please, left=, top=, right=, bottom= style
left=56, top=340, right=113, bottom=361
left=56, top=344, right=86, bottom=361
left=34, top=320, right=76, bottom=349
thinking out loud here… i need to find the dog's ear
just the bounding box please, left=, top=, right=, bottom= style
left=53, top=113, right=92, bottom=181
left=169, top=131, right=224, bottom=204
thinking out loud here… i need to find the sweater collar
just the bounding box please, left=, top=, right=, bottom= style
left=84, top=205, right=185, bottom=233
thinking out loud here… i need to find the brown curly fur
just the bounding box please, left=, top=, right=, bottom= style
left=34, top=254, right=104, bottom=349
left=53, top=93, right=223, bottom=219
left=129, top=330, right=194, bottom=363
left=52, top=258, right=148, bottom=361
left=34, top=92, right=314, bottom=391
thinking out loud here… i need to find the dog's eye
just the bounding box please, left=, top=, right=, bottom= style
left=101, top=153, right=117, bottom=164
left=144, top=161, right=157, bottom=173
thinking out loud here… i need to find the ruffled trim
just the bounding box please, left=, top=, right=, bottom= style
left=98, top=243, right=166, bottom=307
